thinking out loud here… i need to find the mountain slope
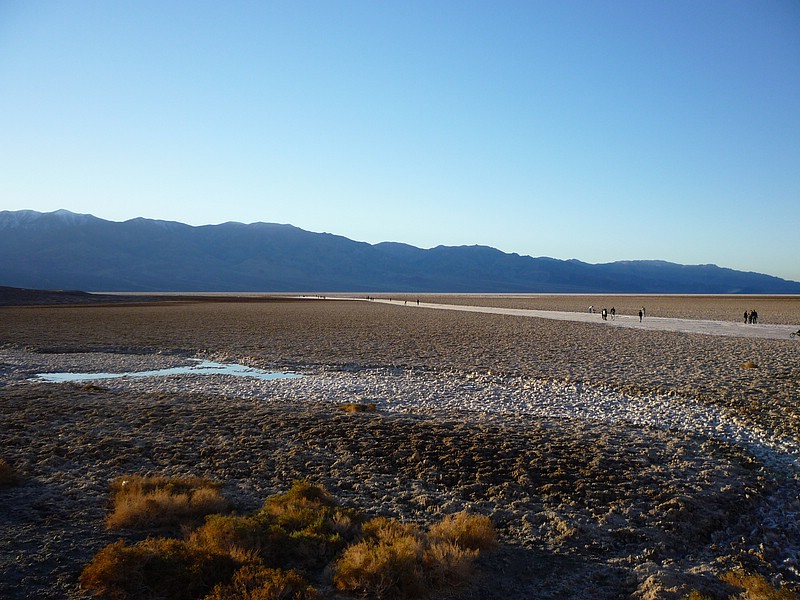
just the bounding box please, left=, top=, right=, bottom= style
left=1, top=210, right=798, bottom=293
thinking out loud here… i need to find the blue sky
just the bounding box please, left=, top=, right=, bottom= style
left=2, top=1, right=799, bottom=282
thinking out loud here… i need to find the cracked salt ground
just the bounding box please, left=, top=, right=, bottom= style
left=251, top=369, right=798, bottom=476
left=37, top=357, right=795, bottom=478
left=3, top=346, right=800, bottom=596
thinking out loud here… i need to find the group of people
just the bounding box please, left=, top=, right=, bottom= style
left=599, top=307, right=616, bottom=321
left=744, top=309, right=759, bottom=324
left=589, top=306, right=646, bottom=322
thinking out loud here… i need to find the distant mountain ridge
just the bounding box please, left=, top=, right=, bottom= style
left=1, top=209, right=799, bottom=294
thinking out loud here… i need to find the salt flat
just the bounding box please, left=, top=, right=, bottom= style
left=362, top=297, right=800, bottom=339
left=1, top=297, right=799, bottom=599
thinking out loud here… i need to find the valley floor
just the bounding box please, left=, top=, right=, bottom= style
left=1, top=296, right=799, bottom=599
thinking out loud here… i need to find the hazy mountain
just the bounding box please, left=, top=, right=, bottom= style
left=1, top=209, right=799, bottom=294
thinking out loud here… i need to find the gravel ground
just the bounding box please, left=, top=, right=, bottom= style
left=1, top=296, right=799, bottom=599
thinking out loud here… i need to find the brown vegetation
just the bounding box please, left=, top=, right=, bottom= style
left=79, top=537, right=239, bottom=600
left=681, top=570, right=799, bottom=600
left=80, top=480, right=496, bottom=600
left=203, top=566, right=318, bottom=600
left=333, top=512, right=495, bottom=599
left=720, top=570, right=799, bottom=599
left=336, top=402, right=377, bottom=413
left=105, top=475, right=230, bottom=529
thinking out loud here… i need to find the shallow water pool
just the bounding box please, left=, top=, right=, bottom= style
left=34, top=359, right=302, bottom=383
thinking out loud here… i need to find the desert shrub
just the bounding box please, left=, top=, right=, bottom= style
left=256, top=481, right=360, bottom=568
left=106, top=475, right=229, bottom=529
left=333, top=529, right=426, bottom=599
left=0, top=458, right=20, bottom=488
left=80, top=537, right=238, bottom=600
left=422, top=540, right=478, bottom=590
left=202, top=565, right=317, bottom=600
left=191, top=515, right=280, bottom=557
left=109, top=475, right=224, bottom=499
left=262, top=481, right=337, bottom=515
left=333, top=512, right=493, bottom=599
left=360, top=516, right=420, bottom=543
left=427, top=512, right=497, bottom=552
left=83, top=481, right=494, bottom=600
left=337, top=403, right=377, bottom=413
left=720, top=570, right=798, bottom=599
left=190, top=483, right=360, bottom=572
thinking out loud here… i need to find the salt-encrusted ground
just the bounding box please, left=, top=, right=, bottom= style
left=1, top=296, right=799, bottom=599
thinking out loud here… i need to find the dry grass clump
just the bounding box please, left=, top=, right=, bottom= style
left=333, top=512, right=496, bottom=599
left=681, top=570, right=798, bottom=600
left=79, top=537, right=239, bottom=600
left=190, top=514, right=273, bottom=557
left=203, top=565, right=318, bottom=600
left=82, top=480, right=496, bottom=600
left=257, top=480, right=361, bottom=568
left=740, top=360, right=759, bottom=369
left=0, top=457, right=21, bottom=488
left=105, top=474, right=230, bottom=529
left=720, top=570, right=798, bottom=599
left=428, top=511, right=498, bottom=552
left=337, top=402, right=377, bottom=413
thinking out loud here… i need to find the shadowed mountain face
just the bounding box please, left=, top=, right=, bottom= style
left=1, top=209, right=799, bottom=293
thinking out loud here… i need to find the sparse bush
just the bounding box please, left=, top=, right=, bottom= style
left=681, top=570, right=799, bottom=600
left=680, top=591, right=713, bottom=600
left=262, top=480, right=337, bottom=513
left=83, top=480, right=495, bottom=600
left=79, top=538, right=238, bottom=600
left=333, top=512, right=495, bottom=599
left=337, top=403, right=377, bottom=413
left=202, top=565, right=317, bottom=600
left=260, top=482, right=334, bottom=532
left=258, top=481, right=357, bottom=568
left=190, top=482, right=361, bottom=572
left=333, top=528, right=426, bottom=599
left=721, top=570, right=798, bottom=599
left=106, top=475, right=229, bottom=529
left=428, top=512, right=497, bottom=552
left=191, top=514, right=280, bottom=557
left=422, top=540, right=477, bottom=589
left=0, top=458, right=21, bottom=488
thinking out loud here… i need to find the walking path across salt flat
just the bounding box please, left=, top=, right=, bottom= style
left=355, top=298, right=799, bottom=340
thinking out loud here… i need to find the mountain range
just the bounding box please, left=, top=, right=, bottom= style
left=1, top=209, right=798, bottom=294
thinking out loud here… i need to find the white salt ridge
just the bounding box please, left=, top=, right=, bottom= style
left=4, top=345, right=795, bottom=475
left=79, top=365, right=798, bottom=477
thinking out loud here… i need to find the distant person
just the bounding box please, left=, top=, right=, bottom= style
left=588, top=305, right=594, bottom=314
left=601, top=308, right=607, bottom=321
left=638, top=309, right=643, bottom=322
left=744, top=310, right=749, bottom=324
left=751, top=310, right=758, bottom=324
left=610, top=307, right=616, bottom=320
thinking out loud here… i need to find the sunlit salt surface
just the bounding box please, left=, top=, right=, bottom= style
left=34, top=359, right=301, bottom=383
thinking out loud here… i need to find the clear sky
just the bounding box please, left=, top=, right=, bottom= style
left=2, top=1, right=799, bottom=282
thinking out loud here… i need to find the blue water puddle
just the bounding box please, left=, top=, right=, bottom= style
left=34, top=359, right=302, bottom=383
